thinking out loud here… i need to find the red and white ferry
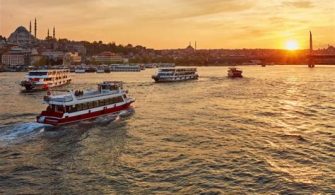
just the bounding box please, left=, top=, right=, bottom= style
left=36, top=81, right=135, bottom=126
left=21, top=69, right=71, bottom=91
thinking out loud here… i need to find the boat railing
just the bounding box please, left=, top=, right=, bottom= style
left=44, top=95, right=74, bottom=103
left=75, top=89, right=123, bottom=100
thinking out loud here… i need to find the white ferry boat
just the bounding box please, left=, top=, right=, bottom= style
left=75, top=67, right=86, bottom=73
left=110, top=64, right=141, bottom=72
left=152, top=68, right=198, bottom=82
left=96, top=68, right=105, bottom=73
left=20, top=69, right=71, bottom=91
left=37, top=81, right=135, bottom=126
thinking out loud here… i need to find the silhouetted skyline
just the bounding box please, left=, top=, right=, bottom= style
left=0, top=0, right=334, bottom=49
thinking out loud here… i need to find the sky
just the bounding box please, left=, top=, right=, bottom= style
left=0, top=0, right=334, bottom=49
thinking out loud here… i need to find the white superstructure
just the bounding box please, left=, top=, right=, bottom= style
left=152, top=68, right=198, bottom=82
left=20, top=69, right=71, bottom=91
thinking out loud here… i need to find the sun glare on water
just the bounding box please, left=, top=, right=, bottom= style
left=285, top=40, right=299, bottom=50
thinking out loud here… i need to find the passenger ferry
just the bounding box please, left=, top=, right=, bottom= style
left=96, top=65, right=110, bottom=73
left=110, top=64, right=141, bottom=72
left=20, top=69, right=71, bottom=91
left=74, top=66, right=86, bottom=73
left=37, top=81, right=135, bottom=126
left=152, top=68, right=198, bottom=82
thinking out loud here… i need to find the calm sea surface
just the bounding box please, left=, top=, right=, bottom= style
left=0, top=66, right=334, bottom=194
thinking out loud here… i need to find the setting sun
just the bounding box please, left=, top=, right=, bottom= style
left=285, top=40, right=299, bottom=50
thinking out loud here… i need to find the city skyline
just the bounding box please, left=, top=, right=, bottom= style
left=0, top=0, right=334, bottom=49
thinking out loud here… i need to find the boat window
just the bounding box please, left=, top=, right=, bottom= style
left=29, top=72, right=47, bottom=76
left=93, top=101, right=98, bottom=108
left=82, top=103, right=88, bottom=110
left=114, top=96, right=123, bottom=103
left=76, top=104, right=82, bottom=111
left=88, top=101, right=94, bottom=109
left=123, top=95, right=127, bottom=99
left=70, top=105, right=77, bottom=112
left=65, top=106, right=73, bottom=112
left=55, top=105, right=64, bottom=113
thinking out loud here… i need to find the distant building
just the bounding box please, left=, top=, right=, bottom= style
left=41, top=50, right=64, bottom=61
left=7, top=26, right=36, bottom=46
left=93, top=51, right=124, bottom=64
left=1, top=46, right=30, bottom=66
left=184, top=42, right=195, bottom=53
left=30, top=48, right=43, bottom=65
left=63, top=52, right=81, bottom=65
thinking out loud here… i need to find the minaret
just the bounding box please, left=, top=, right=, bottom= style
left=34, top=18, right=37, bottom=38
left=29, top=21, right=32, bottom=34
left=53, top=26, right=55, bottom=39
left=195, top=41, right=197, bottom=50
left=47, top=28, right=50, bottom=39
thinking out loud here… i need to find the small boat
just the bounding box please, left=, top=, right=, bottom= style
left=75, top=67, right=86, bottom=73
left=86, top=67, right=96, bottom=73
left=96, top=68, right=105, bottom=73
left=20, top=69, right=71, bottom=91
left=227, top=67, right=243, bottom=78
left=36, top=81, right=135, bottom=126
left=152, top=68, right=198, bottom=82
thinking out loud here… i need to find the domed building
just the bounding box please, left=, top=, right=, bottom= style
left=7, top=26, right=36, bottom=45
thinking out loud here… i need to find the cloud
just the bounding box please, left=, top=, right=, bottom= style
left=283, top=0, right=313, bottom=8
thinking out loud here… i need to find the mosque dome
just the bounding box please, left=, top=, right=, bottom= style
left=8, top=26, right=36, bottom=45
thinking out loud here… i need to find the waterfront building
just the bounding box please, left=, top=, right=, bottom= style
left=30, top=48, right=43, bottom=66
left=41, top=50, right=64, bottom=61
left=93, top=51, right=124, bottom=64
left=1, top=46, right=30, bottom=67
left=63, top=52, right=82, bottom=65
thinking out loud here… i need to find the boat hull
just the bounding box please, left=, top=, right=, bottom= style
left=37, top=102, right=133, bottom=126
left=21, top=80, right=71, bottom=92
left=152, top=75, right=198, bottom=82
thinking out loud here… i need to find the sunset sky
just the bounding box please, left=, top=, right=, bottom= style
left=0, top=0, right=334, bottom=49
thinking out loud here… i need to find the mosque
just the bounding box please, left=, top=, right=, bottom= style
left=7, top=18, right=56, bottom=46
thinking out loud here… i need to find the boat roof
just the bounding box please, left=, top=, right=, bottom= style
left=29, top=69, right=70, bottom=72
left=159, top=67, right=196, bottom=71
left=98, top=81, right=123, bottom=86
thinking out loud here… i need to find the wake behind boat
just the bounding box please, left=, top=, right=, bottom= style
left=36, top=81, right=135, bottom=126
left=152, top=68, right=198, bottom=82
left=20, top=69, right=71, bottom=91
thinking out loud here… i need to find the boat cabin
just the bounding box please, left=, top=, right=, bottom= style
left=98, top=81, right=123, bottom=92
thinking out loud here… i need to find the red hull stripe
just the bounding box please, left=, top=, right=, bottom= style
left=38, top=102, right=132, bottom=126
